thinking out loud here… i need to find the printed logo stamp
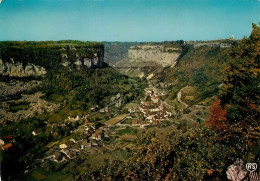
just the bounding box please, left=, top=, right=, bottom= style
left=246, top=163, right=257, bottom=172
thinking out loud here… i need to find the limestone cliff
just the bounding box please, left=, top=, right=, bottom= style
left=60, top=47, right=104, bottom=69
left=128, top=45, right=181, bottom=67
left=114, top=44, right=182, bottom=78
left=0, top=41, right=104, bottom=77
left=0, top=59, right=46, bottom=77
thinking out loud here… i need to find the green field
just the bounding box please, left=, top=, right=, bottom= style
left=105, top=114, right=128, bottom=125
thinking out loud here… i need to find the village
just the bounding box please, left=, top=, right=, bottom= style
left=0, top=80, right=207, bottom=173
left=5, top=82, right=176, bottom=168
left=0, top=80, right=197, bottom=178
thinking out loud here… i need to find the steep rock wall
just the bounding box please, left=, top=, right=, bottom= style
left=0, top=41, right=104, bottom=77
left=60, top=46, right=104, bottom=69
left=0, top=59, right=46, bottom=77
left=128, top=45, right=181, bottom=67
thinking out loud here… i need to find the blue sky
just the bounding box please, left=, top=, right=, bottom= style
left=0, top=0, right=259, bottom=41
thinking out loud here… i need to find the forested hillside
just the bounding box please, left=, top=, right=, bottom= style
left=154, top=44, right=231, bottom=105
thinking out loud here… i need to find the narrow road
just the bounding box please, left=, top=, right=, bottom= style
left=177, top=87, right=188, bottom=108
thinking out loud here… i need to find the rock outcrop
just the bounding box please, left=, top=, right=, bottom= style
left=0, top=41, right=104, bottom=77
left=0, top=59, right=46, bottom=77
left=128, top=45, right=181, bottom=67
left=114, top=44, right=183, bottom=78
left=60, top=47, right=104, bottom=69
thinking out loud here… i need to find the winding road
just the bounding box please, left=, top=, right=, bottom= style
left=177, top=87, right=189, bottom=108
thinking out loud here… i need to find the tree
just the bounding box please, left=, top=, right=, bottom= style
left=85, top=128, right=232, bottom=180
left=207, top=99, right=228, bottom=140
left=208, top=24, right=260, bottom=151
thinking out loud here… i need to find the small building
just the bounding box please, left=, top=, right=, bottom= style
left=151, top=96, right=159, bottom=103
left=61, top=149, right=77, bottom=159
left=85, top=120, right=91, bottom=125
left=140, top=124, right=150, bottom=129
left=116, top=93, right=121, bottom=99
left=132, top=121, right=140, bottom=126
left=90, top=107, right=96, bottom=111
left=116, top=99, right=122, bottom=107
left=70, top=138, right=76, bottom=143
left=90, top=129, right=103, bottom=141
left=111, top=96, right=116, bottom=102
left=0, top=139, right=4, bottom=146
left=100, top=106, right=110, bottom=113
left=59, top=144, right=68, bottom=149
left=90, top=141, right=98, bottom=147
left=104, top=106, right=110, bottom=112
left=1, top=143, right=13, bottom=151
left=75, top=115, right=80, bottom=121
left=145, top=89, right=152, bottom=96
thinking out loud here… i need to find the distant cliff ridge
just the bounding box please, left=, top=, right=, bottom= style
left=0, top=41, right=104, bottom=77
left=128, top=45, right=182, bottom=67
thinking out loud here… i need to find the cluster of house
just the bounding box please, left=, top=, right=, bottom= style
left=99, top=106, right=110, bottom=113
left=145, top=87, right=167, bottom=97
left=90, top=105, right=99, bottom=111
left=67, top=114, right=89, bottom=123
left=159, top=82, right=172, bottom=88
left=52, top=137, right=89, bottom=163
left=50, top=121, right=110, bottom=163
left=110, top=93, right=121, bottom=102
left=140, top=100, right=172, bottom=124
left=111, top=93, right=122, bottom=108
left=89, top=126, right=110, bottom=142
left=139, top=88, right=173, bottom=125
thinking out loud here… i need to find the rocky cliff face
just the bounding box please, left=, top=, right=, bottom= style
left=114, top=44, right=182, bottom=78
left=128, top=45, right=181, bottom=67
left=0, top=59, right=46, bottom=77
left=0, top=41, right=104, bottom=77
left=60, top=47, right=104, bottom=69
